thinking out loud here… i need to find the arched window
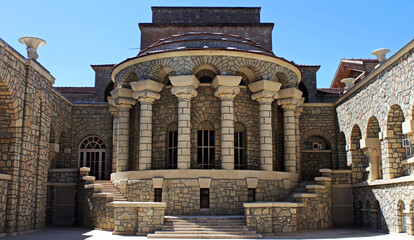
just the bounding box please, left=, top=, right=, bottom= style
left=78, top=136, right=106, bottom=180
left=234, top=122, right=247, bottom=169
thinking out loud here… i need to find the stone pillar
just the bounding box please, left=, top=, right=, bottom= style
left=295, top=103, right=304, bottom=175
left=213, top=76, right=242, bottom=170
left=131, top=79, right=164, bottom=171
left=360, top=138, right=381, bottom=180
left=111, top=88, right=136, bottom=172
left=110, top=105, right=119, bottom=173
left=248, top=80, right=281, bottom=171
left=170, top=76, right=199, bottom=169
left=278, top=98, right=298, bottom=173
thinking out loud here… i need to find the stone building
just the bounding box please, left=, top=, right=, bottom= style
left=0, top=6, right=413, bottom=238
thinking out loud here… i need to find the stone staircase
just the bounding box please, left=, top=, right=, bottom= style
left=147, top=215, right=262, bottom=239
left=284, top=180, right=315, bottom=202
left=94, top=180, right=127, bottom=201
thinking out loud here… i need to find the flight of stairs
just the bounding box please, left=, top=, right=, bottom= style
left=284, top=180, right=315, bottom=202
left=94, top=180, right=127, bottom=201
left=147, top=215, right=262, bottom=239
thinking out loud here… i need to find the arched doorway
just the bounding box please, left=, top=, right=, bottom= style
left=301, top=135, right=332, bottom=181
left=78, top=136, right=106, bottom=180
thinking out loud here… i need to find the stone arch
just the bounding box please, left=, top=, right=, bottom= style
left=120, top=72, right=138, bottom=88
left=275, top=72, right=289, bottom=84
left=397, top=200, right=406, bottom=233
left=235, top=66, right=256, bottom=85
left=385, top=104, right=405, bottom=178
left=300, top=128, right=336, bottom=146
left=355, top=200, right=363, bottom=226
left=350, top=124, right=367, bottom=183
left=366, top=116, right=381, bottom=138
left=194, top=65, right=217, bottom=83
left=366, top=200, right=372, bottom=228
left=372, top=200, right=383, bottom=230
left=301, top=135, right=332, bottom=180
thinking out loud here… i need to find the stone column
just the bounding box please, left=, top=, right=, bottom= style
left=131, top=80, right=164, bottom=171
left=169, top=76, right=199, bottom=169
left=278, top=98, right=298, bottom=173
left=111, top=88, right=135, bottom=172
left=213, top=76, right=242, bottom=170
left=249, top=80, right=281, bottom=171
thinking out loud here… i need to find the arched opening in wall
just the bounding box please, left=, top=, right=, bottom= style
left=373, top=200, right=383, bottom=230
left=298, top=82, right=309, bottom=103
left=365, top=116, right=382, bottom=180
left=78, top=136, right=106, bottom=180
left=235, top=66, right=256, bottom=85
left=355, top=201, right=363, bottom=226
left=351, top=125, right=366, bottom=183
left=366, top=201, right=372, bottom=228
left=121, top=72, right=138, bottom=88
left=275, top=72, right=291, bottom=88
left=195, top=69, right=217, bottom=84
left=234, top=122, right=247, bottom=169
left=197, top=121, right=215, bottom=169
left=154, top=66, right=175, bottom=85
left=338, top=132, right=348, bottom=169
left=301, top=136, right=332, bottom=181
left=166, top=122, right=178, bottom=169
left=397, top=200, right=406, bottom=233
left=104, top=81, right=114, bottom=102
left=163, top=71, right=177, bottom=86
left=386, top=105, right=405, bottom=178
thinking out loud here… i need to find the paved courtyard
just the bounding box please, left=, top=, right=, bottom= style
left=2, top=227, right=413, bottom=240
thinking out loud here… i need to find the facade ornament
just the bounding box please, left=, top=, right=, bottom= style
left=171, top=86, right=198, bottom=100
left=277, top=98, right=298, bottom=110
left=251, top=89, right=278, bottom=103
left=133, top=90, right=161, bottom=103
left=109, top=106, right=119, bottom=117
left=214, top=86, right=240, bottom=100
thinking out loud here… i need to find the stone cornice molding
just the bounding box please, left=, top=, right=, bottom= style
left=133, top=90, right=161, bottom=103
left=214, top=86, right=240, bottom=100
left=277, top=97, right=298, bottom=110
left=114, top=97, right=136, bottom=109
left=171, top=86, right=198, bottom=100
left=251, top=90, right=278, bottom=103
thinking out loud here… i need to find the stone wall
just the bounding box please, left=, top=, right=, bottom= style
left=0, top=176, right=9, bottom=233
left=48, top=169, right=78, bottom=183
left=119, top=178, right=296, bottom=215
left=353, top=179, right=414, bottom=233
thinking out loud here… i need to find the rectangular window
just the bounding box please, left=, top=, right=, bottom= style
left=234, top=131, right=246, bottom=169
left=247, top=188, right=256, bottom=202
left=167, top=131, right=178, bottom=169
left=200, top=188, right=210, bottom=209
left=197, top=130, right=215, bottom=169
left=403, top=134, right=414, bottom=157
left=154, top=188, right=162, bottom=202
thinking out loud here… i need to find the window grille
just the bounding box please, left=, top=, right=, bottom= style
left=78, top=136, right=106, bottom=180
left=167, top=131, right=178, bottom=169
left=200, top=188, right=210, bottom=208
left=197, top=130, right=215, bottom=169
left=154, top=188, right=162, bottom=202
left=247, top=188, right=256, bottom=202
left=234, top=131, right=246, bottom=169
left=403, top=134, right=414, bottom=157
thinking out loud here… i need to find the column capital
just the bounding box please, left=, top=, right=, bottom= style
left=277, top=97, right=298, bottom=111
left=251, top=90, right=278, bottom=103
left=133, top=90, right=161, bottom=103
left=111, top=87, right=136, bottom=109
left=215, top=86, right=240, bottom=100
left=109, top=106, right=119, bottom=116
left=114, top=98, right=136, bottom=109
left=171, top=86, right=198, bottom=100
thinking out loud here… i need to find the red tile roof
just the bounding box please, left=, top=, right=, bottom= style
left=317, top=88, right=344, bottom=95
left=55, top=87, right=95, bottom=94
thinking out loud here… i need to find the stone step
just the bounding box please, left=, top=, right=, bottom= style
left=165, top=219, right=246, bottom=223
left=164, top=223, right=246, bottom=227
left=155, top=230, right=257, bottom=234
left=147, top=233, right=262, bottom=239
left=162, top=227, right=250, bottom=232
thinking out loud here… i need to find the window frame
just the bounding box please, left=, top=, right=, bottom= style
left=197, top=129, right=215, bottom=169
left=154, top=188, right=162, bottom=202
left=78, top=136, right=106, bottom=180
left=167, top=130, right=178, bottom=169
left=403, top=134, right=414, bottom=158
left=234, top=130, right=246, bottom=169
left=200, top=188, right=210, bottom=209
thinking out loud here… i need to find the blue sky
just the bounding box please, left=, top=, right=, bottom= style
left=1, top=0, right=413, bottom=87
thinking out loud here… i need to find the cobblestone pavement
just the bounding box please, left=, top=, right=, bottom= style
left=2, top=227, right=413, bottom=240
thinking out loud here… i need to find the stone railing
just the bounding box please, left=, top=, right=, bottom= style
left=107, top=202, right=166, bottom=236
left=320, top=169, right=352, bottom=185
left=0, top=174, right=11, bottom=234
left=243, top=202, right=304, bottom=233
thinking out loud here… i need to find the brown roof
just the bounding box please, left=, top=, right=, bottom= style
left=55, top=87, right=95, bottom=94
left=331, top=58, right=378, bottom=88
left=317, top=88, right=344, bottom=95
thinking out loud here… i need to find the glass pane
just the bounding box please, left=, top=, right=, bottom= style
left=173, top=131, right=178, bottom=147
left=209, top=148, right=215, bottom=168
left=234, top=132, right=239, bottom=147
left=169, top=132, right=173, bottom=147
left=204, top=148, right=209, bottom=167
left=197, top=148, right=202, bottom=164
left=197, top=130, right=202, bottom=146
left=234, top=148, right=239, bottom=165
left=204, top=130, right=209, bottom=146
left=239, top=132, right=243, bottom=147
left=209, top=131, right=214, bottom=146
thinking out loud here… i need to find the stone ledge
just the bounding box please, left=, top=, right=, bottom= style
left=306, top=185, right=326, bottom=190
left=93, top=193, right=115, bottom=198
left=243, top=202, right=305, bottom=208
left=80, top=167, right=91, bottom=172
left=314, top=177, right=331, bottom=181
left=0, top=173, right=12, bottom=181
left=320, top=169, right=352, bottom=174
left=48, top=168, right=79, bottom=173
left=293, top=193, right=316, bottom=198
left=47, top=182, right=77, bottom=186
left=107, top=201, right=167, bottom=208
left=111, top=169, right=299, bottom=182
left=83, top=176, right=95, bottom=181
left=352, top=175, right=414, bottom=188
left=401, top=156, right=414, bottom=164
left=85, top=184, right=103, bottom=189
left=333, top=184, right=352, bottom=188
